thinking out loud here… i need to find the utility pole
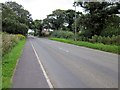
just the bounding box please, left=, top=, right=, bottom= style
left=73, top=0, right=79, bottom=41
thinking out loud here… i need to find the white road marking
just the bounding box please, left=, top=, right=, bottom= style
left=66, top=50, right=69, bottom=52
left=58, top=47, right=69, bottom=53
left=30, top=41, right=54, bottom=89
left=47, top=43, right=52, bottom=45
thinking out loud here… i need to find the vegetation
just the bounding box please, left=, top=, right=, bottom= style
left=34, top=1, right=119, bottom=38
left=51, top=30, right=74, bottom=39
left=2, top=33, right=25, bottom=56
left=32, top=20, right=42, bottom=36
left=1, top=32, right=26, bottom=88
left=50, top=38, right=119, bottom=54
left=1, top=1, right=119, bottom=88
left=31, top=9, right=81, bottom=37
left=43, top=9, right=81, bottom=31
left=43, top=1, right=119, bottom=53
left=32, top=1, right=119, bottom=46
left=1, top=2, right=30, bottom=88
left=2, top=39, right=26, bottom=88
left=89, top=35, right=120, bottom=45
left=73, top=1, right=120, bottom=38
left=2, top=1, right=33, bottom=35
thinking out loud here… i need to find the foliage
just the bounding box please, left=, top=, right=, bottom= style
left=51, top=30, right=74, bottom=39
left=5, top=2, right=33, bottom=27
left=35, top=2, right=119, bottom=40
left=64, top=9, right=81, bottom=31
left=2, top=33, right=26, bottom=56
left=89, top=35, right=120, bottom=45
left=100, top=15, right=120, bottom=37
left=73, top=1, right=120, bottom=38
left=50, top=38, right=119, bottom=54
left=2, top=1, right=32, bottom=35
left=2, top=40, right=26, bottom=88
left=16, top=34, right=26, bottom=40
left=32, top=19, right=42, bottom=36
left=42, top=9, right=81, bottom=31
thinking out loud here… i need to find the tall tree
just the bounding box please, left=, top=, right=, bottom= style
left=50, top=9, right=65, bottom=30
left=2, top=1, right=33, bottom=35
left=33, top=19, right=42, bottom=36
left=43, top=9, right=80, bottom=31
left=5, top=1, right=33, bottom=28
left=65, top=9, right=81, bottom=31
left=74, top=1, right=120, bottom=37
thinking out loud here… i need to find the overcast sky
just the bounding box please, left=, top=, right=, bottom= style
left=1, top=0, right=84, bottom=20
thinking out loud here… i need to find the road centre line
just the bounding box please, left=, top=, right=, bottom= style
left=30, top=41, right=54, bottom=89
left=58, top=47, right=69, bottom=53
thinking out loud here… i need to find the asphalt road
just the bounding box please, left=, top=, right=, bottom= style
left=13, top=37, right=49, bottom=88
left=13, top=37, right=118, bottom=88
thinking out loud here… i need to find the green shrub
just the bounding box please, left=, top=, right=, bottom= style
left=78, top=36, right=88, bottom=41
left=89, top=35, right=98, bottom=43
left=97, top=36, right=102, bottom=43
left=100, top=15, right=120, bottom=37
left=51, top=30, right=74, bottom=39
left=2, top=33, right=26, bottom=56
left=88, top=35, right=120, bottom=45
left=16, top=34, right=26, bottom=40
left=101, top=25, right=120, bottom=37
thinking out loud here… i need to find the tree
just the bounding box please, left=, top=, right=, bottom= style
left=47, top=9, right=66, bottom=30
left=74, top=1, right=120, bottom=38
left=43, top=9, right=81, bottom=31
left=64, top=9, right=80, bottom=31
left=101, top=14, right=120, bottom=36
left=42, top=18, right=51, bottom=29
left=33, top=19, right=42, bottom=36
left=5, top=1, right=33, bottom=28
left=2, top=1, right=32, bottom=35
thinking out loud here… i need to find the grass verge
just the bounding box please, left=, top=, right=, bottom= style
left=2, top=39, right=26, bottom=88
left=50, top=38, right=119, bottom=54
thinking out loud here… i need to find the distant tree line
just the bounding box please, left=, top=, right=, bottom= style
left=32, top=9, right=81, bottom=37
left=33, top=1, right=120, bottom=39
left=2, top=1, right=33, bottom=35
left=2, top=1, right=119, bottom=39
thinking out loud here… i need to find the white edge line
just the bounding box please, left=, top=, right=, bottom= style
left=30, top=41, right=54, bottom=88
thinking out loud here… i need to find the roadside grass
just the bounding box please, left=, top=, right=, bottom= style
left=50, top=38, right=119, bottom=54
left=2, top=39, right=26, bottom=88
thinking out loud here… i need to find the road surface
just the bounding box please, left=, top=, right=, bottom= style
left=13, top=37, right=118, bottom=88
left=13, top=37, right=49, bottom=88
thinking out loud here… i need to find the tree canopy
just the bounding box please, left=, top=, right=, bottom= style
left=32, top=19, right=42, bottom=36
left=41, top=9, right=81, bottom=31
left=73, top=1, right=120, bottom=38
left=5, top=1, right=118, bottom=38
left=2, top=1, right=33, bottom=35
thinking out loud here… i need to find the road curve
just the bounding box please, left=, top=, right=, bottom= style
left=30, top=37, right=118, bottom=88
